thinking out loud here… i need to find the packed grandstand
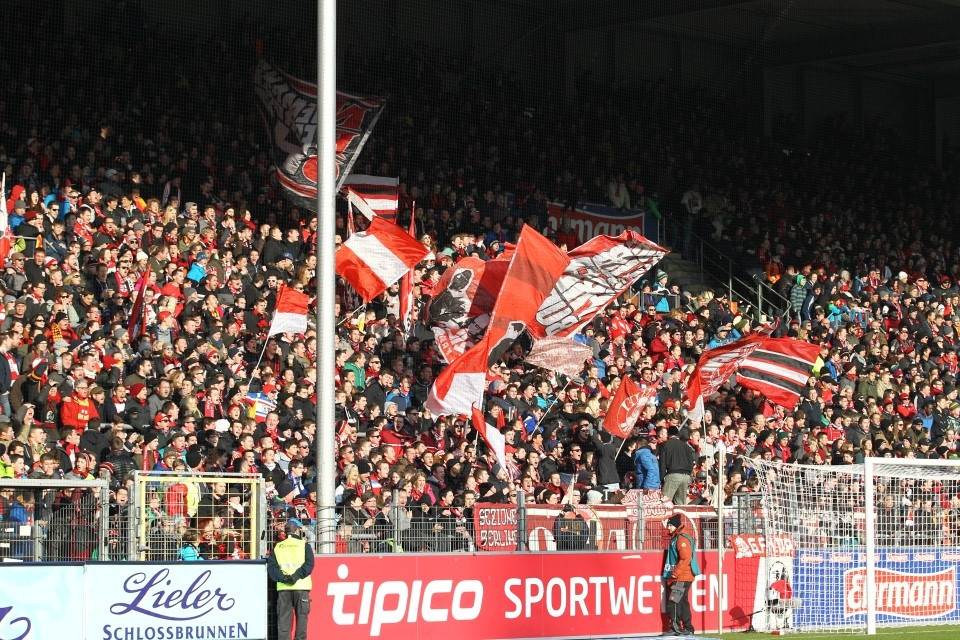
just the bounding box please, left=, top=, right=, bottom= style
left=2, top=3, right=960, bottom=564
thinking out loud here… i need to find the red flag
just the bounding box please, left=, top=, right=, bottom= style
left=427, top=226, right=569, bottom=416
left=602, top=375, right=659, bottom=439
left=736, top=337, right=820, bottom=411
left=398, top=202, right=418, bottom=332
left=471, top=406, right=508, bottom=475
left=127, top=273, right=148, bottom=343
left=335, top=216, right=429, bottom=302
left=268, top=284, right=310, bottom=336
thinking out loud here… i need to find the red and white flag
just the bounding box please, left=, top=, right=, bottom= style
left=427, top=227, right=569, bottom=416
left=684, top=333, right=766, bottom=423
left=602, top=375, right=659, bottom=439
left=335, top=216, right=429, bottom=302
left=253, top=59, right=386, bottom=211
left=471, top=405, right=508, bottom=476
left=268, top=285, right=310, bottom=336
left=530, top=230, right=666, bottom=339
left=342, top=175, right=399, bottom=221
left=426, top=255, right=511, bottom=362
left=525, top=336, right=593, bottom=377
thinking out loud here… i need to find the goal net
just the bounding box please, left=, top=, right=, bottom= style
left=747, top=457, right=960, bottom=634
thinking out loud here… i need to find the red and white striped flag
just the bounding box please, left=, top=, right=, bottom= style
left=736, top=337, right=820, bottom=411
left=268, top=285, right=310, bottom=336
left=335, top=216, right=429, bottom=302
left=342, top=175, right=398, bottom=220
left=683, top=330, right=809, bottom=423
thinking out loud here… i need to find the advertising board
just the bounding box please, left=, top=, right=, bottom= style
left=309, top=550, right=753, bottom=639
left=0, top=562, right=267, bottom=640
left=792, top=547, right=960, bottom=628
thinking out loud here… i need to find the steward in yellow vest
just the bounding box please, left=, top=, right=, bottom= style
left=267, top=518, right=315, bottom=640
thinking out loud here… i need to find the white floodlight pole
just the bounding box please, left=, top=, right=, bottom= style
left=316, top=0, right=338, bottom=554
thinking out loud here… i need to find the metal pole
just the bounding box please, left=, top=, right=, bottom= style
left=316, top=0, right=338, bottom=555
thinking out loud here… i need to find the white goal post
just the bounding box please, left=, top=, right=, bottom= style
left=748, top=457, right=960, bottom=634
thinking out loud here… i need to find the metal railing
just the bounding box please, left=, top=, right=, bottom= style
left=693, top=235, right=791, bottom=325
left=0, top=478, right=111, bottom=562
left=661, top=209, right=791, bottom=323
left=314, top=490, right=768, bottom=555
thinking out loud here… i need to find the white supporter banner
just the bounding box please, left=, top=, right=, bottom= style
left=87, top=563, right=268, bottom=640
left=0, top=564, right=85, bottom=638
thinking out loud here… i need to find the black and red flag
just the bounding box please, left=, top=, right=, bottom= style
left=253, top=58, right=386, bottom=211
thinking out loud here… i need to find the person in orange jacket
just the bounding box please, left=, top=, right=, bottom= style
left=662, top=514, right=700, bottom=635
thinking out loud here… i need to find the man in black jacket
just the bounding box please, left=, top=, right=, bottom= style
left=659, top=426, right=696, bottom=505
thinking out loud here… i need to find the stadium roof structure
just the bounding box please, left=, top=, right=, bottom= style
left=534, top=0, right=960, bottom=97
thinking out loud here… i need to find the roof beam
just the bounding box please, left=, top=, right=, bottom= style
left=561, top=0, right=764, bottom=32
left=764, top=21, right=960, bottom=68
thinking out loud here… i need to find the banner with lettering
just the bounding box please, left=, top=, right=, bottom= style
left=86, top=562, right=268, bottom=640
left=310, top=549, right=750, bottom=639
left=546, top=202, right=657, bottom=246
left=473, top=498, right=712, bottom=552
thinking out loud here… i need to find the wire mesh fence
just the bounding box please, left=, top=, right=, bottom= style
left=130, top=471, right=267, bottom=561
left=0, top=478, right=111, bottom=562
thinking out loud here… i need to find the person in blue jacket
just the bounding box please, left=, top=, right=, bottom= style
left=633, top=437, right=661, bottom=492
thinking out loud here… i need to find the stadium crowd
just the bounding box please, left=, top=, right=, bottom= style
left=1, top=11, right=960, bottom=555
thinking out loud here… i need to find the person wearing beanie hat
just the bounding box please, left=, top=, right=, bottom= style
left=268, top=515, right=314, bottom=640
left=663, top=513, right=699, bottom=635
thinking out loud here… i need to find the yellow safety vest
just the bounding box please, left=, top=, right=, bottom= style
left=273, top=536, right=312, bottom=591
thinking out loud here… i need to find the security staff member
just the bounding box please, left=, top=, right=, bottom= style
left=662, top=513, right=699, bottom=635
left=268, top=518, right=315, bottom=640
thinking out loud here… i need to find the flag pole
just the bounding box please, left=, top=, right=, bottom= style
left=316, top=0, right=338, bottom=555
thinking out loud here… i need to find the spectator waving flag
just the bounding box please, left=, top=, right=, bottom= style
left=342, top=175, right=399, bottom=221
left=268, top=284, right=310, bottom=336
left=335, top=216, right=429, bottom=302
left=253, top=58, right=386, bottom=211
left=736, top=337, right=821, bottom=411
left=244, top=391, right=277, bottom=423
left=602, top=374, right=659, bottom=439
left=127, top=273, right=148, bottom=344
